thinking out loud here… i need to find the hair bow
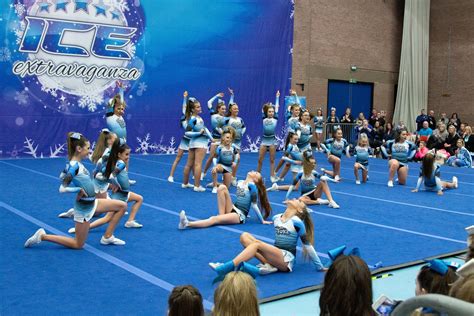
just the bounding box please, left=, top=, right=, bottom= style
left=70, top=132, right=82, bottom=140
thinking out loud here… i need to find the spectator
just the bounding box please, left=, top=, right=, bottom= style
left=396, top=121, right=406, bottom=133
left=444, top=124, right=460, bottom=156
left=427, top=123, right=448, bottom=150
left=416, top=109, right=429, bottom=131
left=446, top=138, right=472, bottom=168
left=449, top=113, right=461, bottom=131
left=414, top=141, right=429, bottom=161
left=376, top=112, right=386, bottom=127
left=213, top=271, right=259, bottom=316
left=462, top=126, right=474, bottom=152
left=416, top=261, right=458, bottom=296
left=459, top=122, right=467, bottom=136
left=438, top=112, right=449, bottom=126
left=370, top=121, right=384, bottom=154
left=356, top=112, right=365, bottom=126
left=369, top=109, right=378, bottom=127
left=384, top=122, right=395, bottom=142
left=418, top=121, right=433, bottom=143
left=168, top=285, right=204, bottom=316
left=327, top=107, right=340, bottom=124
left=319, top=255, right=375, bottom=316
left=340, top=107, right=354, bottom=123
left=427, top=110, right=436, bottom=130
left=356, top=119, right=373, bottom=140
left=450, top=259, right=474, bottom=303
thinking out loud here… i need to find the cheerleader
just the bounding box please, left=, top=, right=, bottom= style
left=353, top=133, right=372, bottom=185
left=223, top=90, right=246, bottom=186
left=296, top=109, right=313, bottom=152
left=321, top=128, right=350, bottom=182
left=381, top=129, right=416, bottom=187
left=211, top=128, right=240, bottom=193
left=182, top=96, right=213, bottom=192
left=446, top=139, right=472, bottom=168
left=274, top=133, right=303, bottom=183
left=209, top=199, right=326, bottom=278
left=202, top=89, right=234, bottom=179
left=178, top=171, right=272, bottom=229
left=313, top=108, right=324, bottom=152
left=168, top=91, right=191, bottom=182
left=257, top=90, right=280, bottom=183
left=412, top=152, right=458, bottom=195
left=24, top=133, right=127, bottom=249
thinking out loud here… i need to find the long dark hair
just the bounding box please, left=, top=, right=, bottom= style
left=185, top=97, right=199, bottom=120
left=417, top=265, right=458, bottom=295
left=66, top=132, right=88, bottom=160
left=168, top=285, right=204, bottom=316
left=262, top=102, right=274, bottom=117
left=226, top=102, right=238, bottom=117
left=105, top=138, right=130, bottom=178
left=395, top=128, right=407, bottom=142
left=285, top=132, right=297, bottom=150
left=91, top=130, right=114, bottom=163
left=296, top=206, right=314, bottom=260
left=422, top=152, right=435, bottom=179
left=320, top=255, right=375, bottom=316
left=254, top=176, right=272, bottom=219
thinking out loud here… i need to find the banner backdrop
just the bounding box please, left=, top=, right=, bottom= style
left=0, top=0, right=294, bottom=158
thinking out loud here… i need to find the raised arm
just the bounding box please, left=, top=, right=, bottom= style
left=275, top=90, right=280, bottom=114
left=228, top=87, right=234, bottom=105
left=207, top=92, right=224, bottom=113
left=182, top=91, right=188, bottom=115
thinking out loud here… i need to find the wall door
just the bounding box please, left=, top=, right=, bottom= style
left=327, top=80, right=374, bottom=120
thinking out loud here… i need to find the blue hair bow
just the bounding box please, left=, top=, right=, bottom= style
left=326, top=245, right=382, bottom=269
left=425, top=259, right=448, bottom=275
left=212, top=262, right=259, bottom=285
left=70, top=132, right=82, bottom=140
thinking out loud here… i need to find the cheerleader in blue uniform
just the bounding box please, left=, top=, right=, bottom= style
left=25, top=133, right=127, bottom=249
left=182, top=96, right=214, bottom=192
left=203, top=89, right=234, bottom=179
left=273, top=133, right=303, bottom=183
left=446, top=139, right=472, bottom=168
left=58, top=128, right=117, bottom=218
left=169, top=91, right=191, bottom=182
left=178, top=171, right=272, bottom=229
left=223, top=89, right=246, bottom=186
left=412, top=151, right=458, bottom=195
left=209, top=199, right=327, bottom=277
left=313, top=108, right=324, bottom=152
left=353, top=133, right=372, bottom=185
left=211, top=128, right=240, bottom=193
left=381, top=129, right=416, bottom=187
left=321, top=128, right=350, bottom=182
left=296, top=109, right=313, bottom=152
left=257, top=90, right=280, bottom=182
left=274, top=90, right=303, bottom=179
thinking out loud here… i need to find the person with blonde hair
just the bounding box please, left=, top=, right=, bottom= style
left=213, top=271, right=260, bottom=316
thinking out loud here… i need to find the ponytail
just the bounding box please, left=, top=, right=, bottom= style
left=297, top=206, right=315, bottom=260
left=285, top=132, right=296, bottom=150
left=254, top=177, right=272, bottom=219
left=105, top=138, right=129, bottom=178
left=66, top=132, right=88, bottom=160
left=185, top=97, right=198, bottom=120
left=91, top=130, right=111, bottom=163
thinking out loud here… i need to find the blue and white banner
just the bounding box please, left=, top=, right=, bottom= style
left=0, top=0, right=294, bottom=158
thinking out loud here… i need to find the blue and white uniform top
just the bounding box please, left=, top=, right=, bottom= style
left=415, top=163, right=442, bottom=191
left=207, top=94, right=233, bottom=139
left=354, top=145, right=371, bottom=167
left=233, top=180, right=264, bottom=223
left=282, top=143, right=303, bottom=173
left=382, top=140, right=416, bottom=164
left=322, top=138, right=349, bottom=158
left=313, top=115, right=324, bottom=132
left=185, top=115, right=213, bottom=149
left=273, top=213, right=324, bottom=270
left=285, top=94, right=303, bottom=134
left=93, top=147, right=111, bottom=194
left=106, top=87, right=126, bottom=142
left=213, top=143, right=239, bottom=173
left=224, top=116, right=246, bottom=150
left=261, top=96, right=280, bottom=146
left=60, top=160, right=97, bottom=213
left=296, top=122, right=313, bottom=151
left=287, top=170, right=323, bottom=199
left=109, top=159, right=131, bottom=202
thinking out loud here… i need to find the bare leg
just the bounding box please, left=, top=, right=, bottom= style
left=42, top=221, right=91, bottom=249
left=275, top=158, right=285, bottom=173
left=232, top=158, right=240, bottom=178
left=278, top=163, right=291, bottom=179
left=212, top=165, right=222, bottom=188
left=203, top=143, right=218, bottom=174
left=397, top=166, right=408, bottom=185
left=193, top=148, right=206, bottom=187
left=354, top=163, right=360, bottom=181
left=328, top=155, right=341, bottom=178
left=269, top=145, right=276, bottom=177
left=182, top=149, right=195, bottom=185
left=222, top=173, right=232, bottom=188
left=127, top=192, right=143, bottom=222
left=362, top=169, right=368, bottom=183
left=441, top=181, right=456, bottom=189
left=240, top=232, right=267, bottom=264
left=187, top=213, right=241, bottom=228
left=217, top=185, right=234, bottom=215
left=257, top=145, right=267, bottom=173
left=169, top=149, right=185, bottom=178
left=388, top=159, right=399, bottom=182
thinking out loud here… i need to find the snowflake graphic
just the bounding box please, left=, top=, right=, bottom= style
left=41, top=85, right=58, bottom=97
left=241, top=135, right=261, bottom=153
left=125, top=43, right=136, bottom=56
left=49, top=143, right=66, bottom=158
left=135, top=133, right=159, bottom=154
left=14, top=90, right=29, bottom=106
left=136, top=82, right=147, bottom=96
left=78, top=92, right=104, bottom=112
left=110, top=0, right=129, bottom=12
left=276, top=125, right=288, bottom=150
left=0, top=47, right=12, bottom=62
left=24, top=137, right=39, bottom=158
left=13, top=21, right=26, bottom=45
left=6, top=145, right=22, bottom=158
left=156, top=136, right=177, bottom=154
left=14, top=3, right=26, bottom=16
